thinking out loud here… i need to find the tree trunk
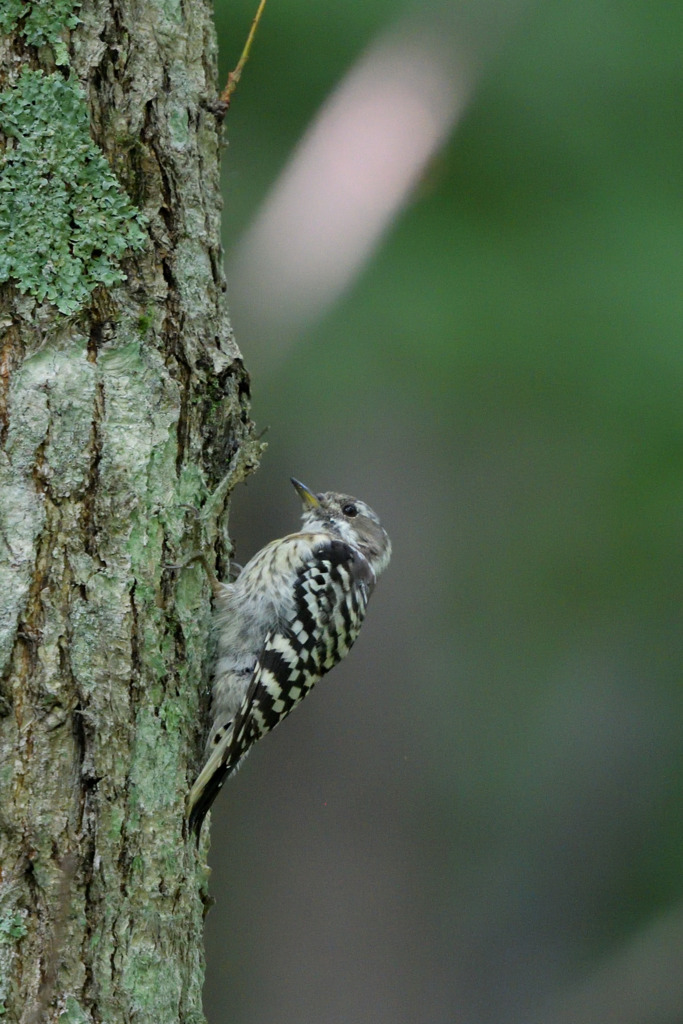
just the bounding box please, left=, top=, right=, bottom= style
left=0, top=2, right=258, bottom=1021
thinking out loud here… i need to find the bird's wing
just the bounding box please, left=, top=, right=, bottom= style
left=188, top=538, right=374, bottom=835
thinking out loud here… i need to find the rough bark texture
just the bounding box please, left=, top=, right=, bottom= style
left=0, top=2, right=259, bottom=1021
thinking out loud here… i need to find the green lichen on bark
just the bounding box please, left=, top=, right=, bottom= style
left=57, top=997, right=90, bottom=1024
left=0, top=0, right=80, bottom=48
left=0, top=69, right=146, bottom=315
left=0, top=908, right=28, bottom=1014
left=0, top=0, right=260, bottom=1017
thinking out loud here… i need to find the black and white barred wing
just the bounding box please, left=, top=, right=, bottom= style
left=188, top=539, right=374, bottom=834
left=231, top=538, right=374, bottom=755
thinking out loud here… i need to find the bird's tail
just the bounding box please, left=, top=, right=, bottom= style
left=187, top=741, right=235, bottom=841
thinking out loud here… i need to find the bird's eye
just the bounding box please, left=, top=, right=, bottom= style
left=342, top=503, right=358, bottom=517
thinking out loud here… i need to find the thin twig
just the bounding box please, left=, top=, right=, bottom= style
left=220, top=0, right=269, bottom=111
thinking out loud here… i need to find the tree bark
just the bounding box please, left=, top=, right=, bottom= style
left=0, top=2, right=259, bottom=1021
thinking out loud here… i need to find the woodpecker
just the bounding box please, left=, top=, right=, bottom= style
left=187, top=478, right=391, bottom=837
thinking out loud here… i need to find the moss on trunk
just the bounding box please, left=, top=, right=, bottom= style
left=0, top=2, right=259, bottom=1020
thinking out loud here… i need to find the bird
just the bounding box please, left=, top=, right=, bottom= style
left=187, top=477, right=391, bottom=837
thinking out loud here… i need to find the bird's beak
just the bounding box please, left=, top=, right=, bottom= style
left=291, top=477, right=320, bottom=508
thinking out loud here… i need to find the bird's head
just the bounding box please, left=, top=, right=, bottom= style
left=291, top=478, right=391, bottom=576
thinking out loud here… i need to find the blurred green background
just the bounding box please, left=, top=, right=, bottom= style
left=204, top=1, right=683, bottom=1022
